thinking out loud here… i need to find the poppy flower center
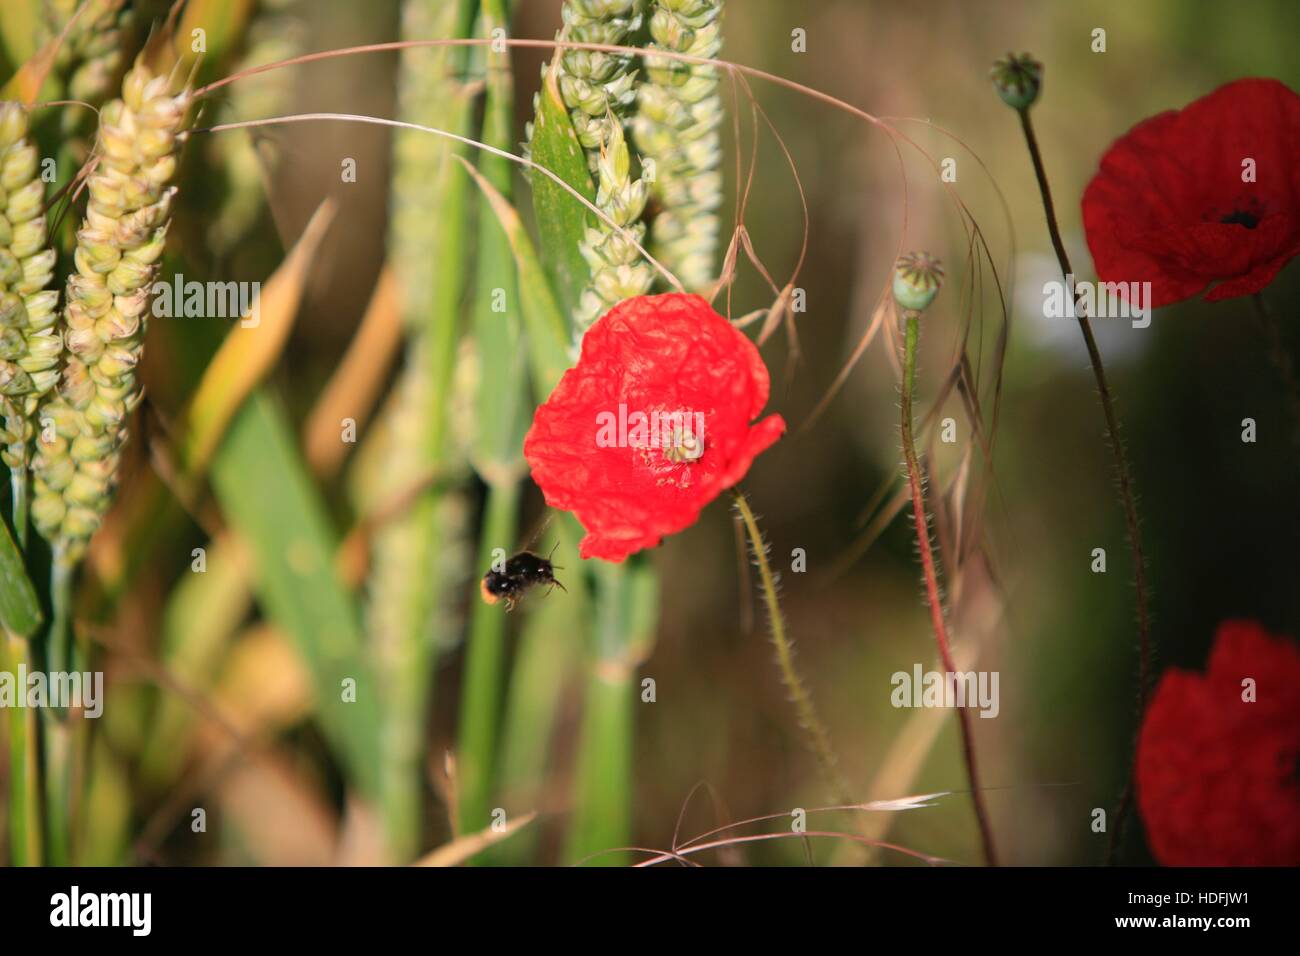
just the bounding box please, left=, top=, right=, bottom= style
left=663, top=424, right=704, bottom=464
left=1220, top=209, right=1260, bottom=229
left=1203, top=193, right=1267, bottom=230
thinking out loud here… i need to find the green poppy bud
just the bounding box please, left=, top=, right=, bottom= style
left=990, top=53, right=1043, bottom=111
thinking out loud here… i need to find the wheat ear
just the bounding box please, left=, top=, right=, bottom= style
left=0, top=103, right=61, bottom=543
left=537, top=0, right=654, bottom=335
left=634, top=0, right=724, bottom=292
left=42, top=0, right=136, bottom=140
left=31, top=58, right=190, bottom=566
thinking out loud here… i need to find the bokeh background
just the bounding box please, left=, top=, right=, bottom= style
left=2, top=0, right=1297, bottom=866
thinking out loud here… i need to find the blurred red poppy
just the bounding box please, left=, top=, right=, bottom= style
left=524, top=293, right=785, bottom=562
left=1082, top=78, right=1300, bottom=307
left=1136, top=619, right=1300, bottom=866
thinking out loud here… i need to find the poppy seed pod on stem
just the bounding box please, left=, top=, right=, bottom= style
left=892, top=251, right=944, bottom=314
left=989, top=52, right=1042, bottom=111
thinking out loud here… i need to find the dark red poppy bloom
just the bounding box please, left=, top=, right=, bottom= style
left=524, top=293, right=785, bottom=562
left=1136, top=619, right=1300, bottom=866
left=1082, top=78, right=1300, bottom=307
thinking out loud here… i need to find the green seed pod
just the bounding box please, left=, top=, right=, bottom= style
left=31, top=60, right=189, bottom=564
left=892, top=252, right=945, bottom=314
left=990, top=53, right=1043, bottom=111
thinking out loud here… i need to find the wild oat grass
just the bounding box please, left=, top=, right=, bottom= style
left=31, top=58, right=189, bottom=564
left=0, top=102, right=61, bottom=538
left=635, top=0, right=724, bottom=291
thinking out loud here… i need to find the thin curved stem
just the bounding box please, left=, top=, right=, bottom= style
left=732, top=490, right=849, bottom=803
left=1016, top=109, right=1152, bottom=863
left=900, top=313, right=998, bottom=867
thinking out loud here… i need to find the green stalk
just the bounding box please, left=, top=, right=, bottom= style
left=48, top=554, right=73, bottom=678
left=10, top=469, right=26, bottom=549
left=369, top=0, right=479, bottom=862
left=733, top=489, right=849, bottom=803
left=1014, top=109, right=1150, bottom=863
left=900, top=312, right=998, bottom=866
left=42, top=552, right=75, bottom=865
left=566, top=558, right=654, bottom=864
left=42, top=718, right=72, bottom=866
left=456, top=479, right=521, bottom=835
left=4, top=631, right=41, bottom=865
left=454, top=0, right=529, bottom=846
left=567, top=660, right=634, bottom=863
left=488, top=523, right=586, bottom=864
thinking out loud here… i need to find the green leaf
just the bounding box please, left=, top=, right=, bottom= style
left=462, top=159, right=571, bottom=400
left=209, top=390, right=380, bottom=796
left=528, top=60, right=596, bottom=321
left=471, top=0, right=528, bottom=481
left=0, top=516, right=40, bottom=637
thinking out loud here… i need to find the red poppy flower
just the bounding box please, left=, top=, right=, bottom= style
left=524, top=293, right=785, bottom=562
left=1136, top=619, right=1300, bottom=866
left=1082, top=78, right=1300, bottom=307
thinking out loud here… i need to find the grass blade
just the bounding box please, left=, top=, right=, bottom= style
left=527, top=59, right=596, bottom=320
left=461, top=160, right=570, bottom=398
left=209, top=390, right=380, bottom=797
left=0, top=516, right=40, bottom=638
left=456, top=0, right=530, bottom=841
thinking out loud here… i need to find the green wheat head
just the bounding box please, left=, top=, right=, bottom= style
left=41, top=0, right=136, bottom=143
left=635, top=0, right=724, bottom=293
left=0, top=103, right=61, bottom=479
left=31, top=58, right=190, bottom=564
left=541, top=0, right=655, bottom=335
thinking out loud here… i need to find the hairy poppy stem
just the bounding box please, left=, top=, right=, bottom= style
left=900, top=313, right=999, bottom=867
left=732, top=490, right=850, bottom=804
left=1016, top=109, right=1152, bottom=863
